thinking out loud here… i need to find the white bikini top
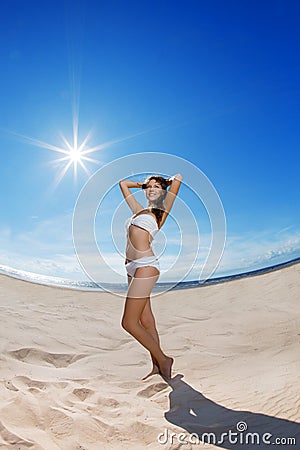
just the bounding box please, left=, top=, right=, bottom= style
left=125, top=213, right=159, bottom=238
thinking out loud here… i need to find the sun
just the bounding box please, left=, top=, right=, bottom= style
left=45, top=127, right=109, bottom=189
left=69, top=147, right=82, bottom=162
left=6, top=126, right=103, bottom=190
left=6, top=120, right=156, bottom=191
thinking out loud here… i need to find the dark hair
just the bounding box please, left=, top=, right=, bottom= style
left=142, top=175, right=169, bottom=226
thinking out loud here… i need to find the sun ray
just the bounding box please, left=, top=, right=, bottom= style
left=4, top=129, right=71, bottom=155
left=78, top=159, right=90, bottom=175
left=2, top=122, right=163, bottom=190
left=81, top=155, right=102, bottom=164
left=80, top=126, right=161, bottom=155
left=78, top=130, right=92, bottom=151
left=59, top=133, right=74, bottom=152
left=50, top=156, right=72, bottom=165
left=73, top=159, right=78, bottom=181
left=50, top=159, right=74, bottom=192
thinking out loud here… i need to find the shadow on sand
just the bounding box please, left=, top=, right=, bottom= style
left=162, top=374, right=299, bottom=449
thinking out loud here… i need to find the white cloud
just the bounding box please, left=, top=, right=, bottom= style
left=0, top=212, right=82, bottom=279
left=217, top=227, right=300, bottom=275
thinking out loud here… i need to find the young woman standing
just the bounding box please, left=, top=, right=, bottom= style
left=119, top=174, right=182, bottom=379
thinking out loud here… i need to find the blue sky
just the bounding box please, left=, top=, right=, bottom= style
left=0, top=0, right=299, bottom=283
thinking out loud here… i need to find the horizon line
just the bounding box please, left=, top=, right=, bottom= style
left=0, top=256, right=299, bottom=292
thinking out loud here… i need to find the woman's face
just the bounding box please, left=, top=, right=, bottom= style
left=144, top=179, right=164, bottom=203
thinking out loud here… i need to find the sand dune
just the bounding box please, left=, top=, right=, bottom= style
left=0, top=262, right=299, bottom=449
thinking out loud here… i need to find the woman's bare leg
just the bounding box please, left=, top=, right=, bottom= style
left=127, top=275, right=159, bottom=378
left=140, top=298, right=160, bottom=379
left=122, top=267, right=173, bottom=379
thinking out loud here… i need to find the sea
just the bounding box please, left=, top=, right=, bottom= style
left=0, top=257, right=299, bottom=294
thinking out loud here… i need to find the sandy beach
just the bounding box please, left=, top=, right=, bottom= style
left=0, top=262, right=299, bottom=449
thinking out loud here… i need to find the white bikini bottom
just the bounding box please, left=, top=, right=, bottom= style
left=125, top=256, right=160, bottom=278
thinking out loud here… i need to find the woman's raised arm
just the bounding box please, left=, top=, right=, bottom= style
left=159, top=174, right=182, bottom=227
left=119, top=179, right=144, bottom=214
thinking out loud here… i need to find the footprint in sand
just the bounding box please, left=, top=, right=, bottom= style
left=12, top=376, right=69, bottom=392
left=137, top=382, right=168, bottom=398
left=72, top=388, right=94, bottom=401
left=4, top=380, right=19, bottom=391
left=15, top=376, right=47, bottom=390
left=7, top=348, right=87, bottom=368
left=0, top=419, right=35, bottom=447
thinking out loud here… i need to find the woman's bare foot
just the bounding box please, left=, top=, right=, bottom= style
left=142, top=364, right=160, bottom=380
left=158, top=356, right=173, bottom=380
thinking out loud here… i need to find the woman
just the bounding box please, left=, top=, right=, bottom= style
left=119, top=173, right=182, bottom=380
